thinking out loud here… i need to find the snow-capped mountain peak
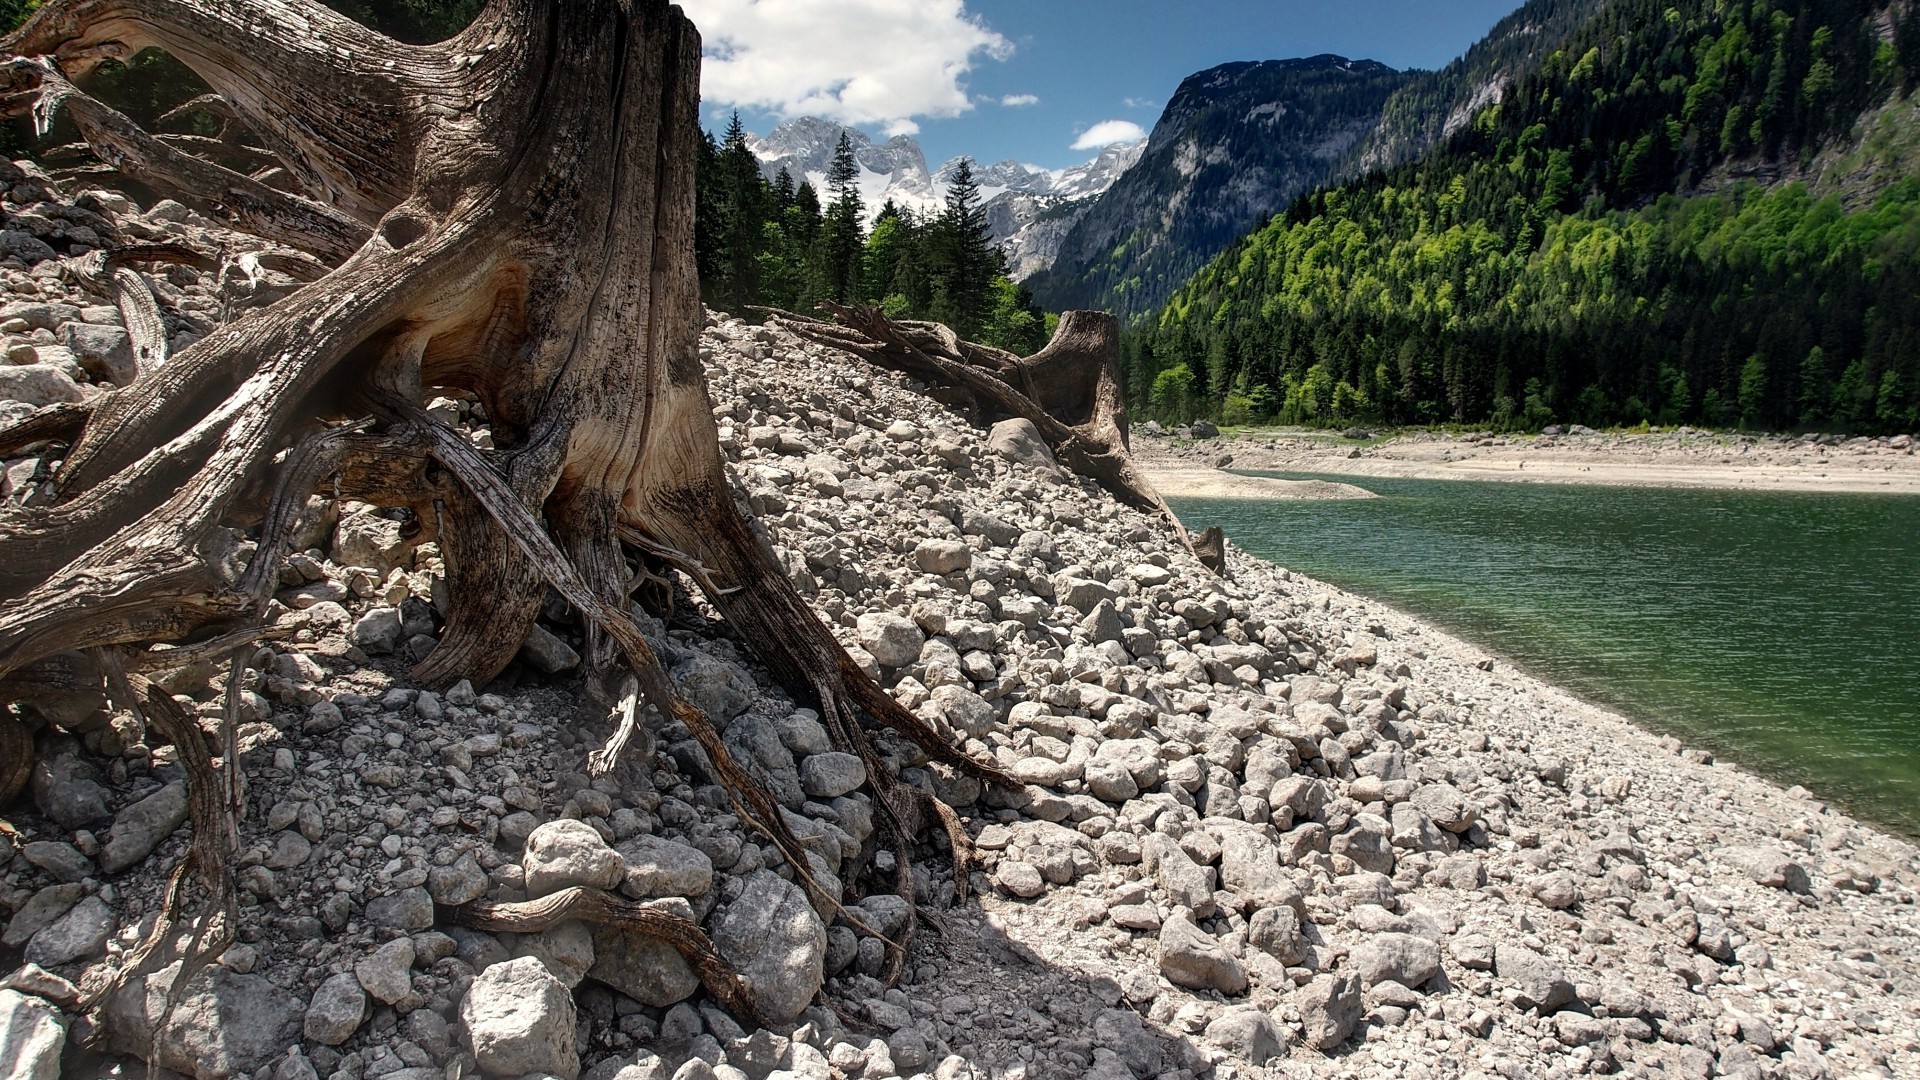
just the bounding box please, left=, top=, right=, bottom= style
left=745, top=117, right=1143, bottom=278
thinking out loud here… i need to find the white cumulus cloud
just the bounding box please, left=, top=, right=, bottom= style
left=1072, top=119, right=1147, bottom=150
left=1000, top=93, right=1040, bottom=107
left=680, top=0, right=1012, bottom=135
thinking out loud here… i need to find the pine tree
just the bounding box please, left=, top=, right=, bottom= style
left=818, top=132, right=866, bottom=302
left=716, top=112, right=770, bottom=312
left=932, top=158, right=998, bottom=339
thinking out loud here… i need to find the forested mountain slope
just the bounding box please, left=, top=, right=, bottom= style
left=1133, top=0, right=1920, bottom=434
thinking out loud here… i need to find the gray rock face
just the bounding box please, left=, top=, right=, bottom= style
left=303, top=972, right=368, bottom=1046
left=516, top=921, right=594, bottom=988
left=589, top=923, right=699, bottom=1007
left=1144, top=834, right=1214, bottom=914
left=1296, top=973, right=1363, bottom=1050
left=0, top=988, right=66, bottom=1080
left=100, top=781, right=190, bottom=874
left=709, top=869, right=827, bottom=1024
left=987, top=418, right=1062, bottom=476
left=617, top=835, right=714, bottom=899
left=1349, top=932, right=1442, bottom=989
left=523, top=819, right=625, bottom=896
left=26, top=895, right=115, bottom=967
left=98, top=961, right=305, bottom=1078
left=1494, top=943, right=1576, bottom=1012
left=1156, top=910, right=1247, bottom=994
left=461, top=956, right=580, bottom=1079
left=799, top=751, right=866, bottom=799
left=855, top=612, right=923, bottom=668
left=351, top=607, right=404, bottom=654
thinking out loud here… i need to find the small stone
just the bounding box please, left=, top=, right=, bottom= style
left=303, top=972, right=369, bottom=1046
left=351, top=607, right=404, bottom=654
left=994, top=861, right=1046, bottom=898
left=0, top=988, right=66, bottom=1080
left=856, top=613, right=923, bottom=668
left=2, top=885, right=85, bottom=949
left=709, top=870, right=826, bottom=1024
left=461, top=956, right=580, bottom=1079
left=1205, top=1005, right=1288, bottom=1065
left=1157, top=910, right=1246, bottom=994
left=523, top=819, right=625, bottom=896
left=99, top=781, right=190, bottom=874
left=1348, top=932, right=1441, bottom=989
left=1247, top=905, right=1307, bottom=965
left=1494, top=942, right=1576, bottom=1012
left=520, top=624, right=581, bottom=674
left=1296, top=973, right=1363, bottom=1050
left=364, top=887, right=436, bottom=931
left=25, top=895, right=114, bottom=967
left=1530, top=870, right=1580, bottom=910
left=617, top=835, right=714, bottom=898
left=913, top=539, right=972, bottom=575
left=799, top=752, right=866, bottom=799
left=355, top=936, right=417, bottom=1004
left=428, top=855, right=489, bottom=906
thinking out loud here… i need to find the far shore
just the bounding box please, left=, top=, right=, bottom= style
left=1140, top=461, right=1377, bottom=500
left=1136, top=427, right=1920, bottom=496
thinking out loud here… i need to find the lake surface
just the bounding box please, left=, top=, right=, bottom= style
left=1169, top=475, right=1920, bottom=837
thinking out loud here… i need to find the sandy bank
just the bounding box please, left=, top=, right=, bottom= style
left=1140, top=460, right=1377, bottom=500
left=1142, top=428, right=1920, bottom=495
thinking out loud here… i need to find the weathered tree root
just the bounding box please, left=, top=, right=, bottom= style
left=0, top=710, right=31, bottom=805
left=454, top=887, right=765, bottom=1028
left=0, top=0, right=1015, bottom=1023
left=765, top=304, right=1199, bottom=558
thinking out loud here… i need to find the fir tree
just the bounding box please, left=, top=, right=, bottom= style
left=818, top=133, right=866, bottom=302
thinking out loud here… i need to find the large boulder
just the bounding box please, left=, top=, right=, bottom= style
left=1348, top=932, right=1442, bottom=989
left=100, top=781, right=190, bottom=874
left=709, top=870, right=826, bottom=1024
left=1295, top=973, right=1362, bottom=1050
left=461, top=956, right=579, bottom=1079
left=522, top=819, right=625, bottom=896
left=588, top=922, right=699, bottom=1007
left=1156, top=910, right=1246, bottom=994
left=0, top=989, right=66, bottom=1080
left=987, top=418, right=1063, bottom=477
left=97, top=961, right=304, bottom=1079
left=855, top=613, right=923, bottom=668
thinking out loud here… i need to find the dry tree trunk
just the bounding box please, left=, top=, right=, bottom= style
left=767, top=304, right=1206, bottom=556
left=0, top=0, right=1011, bottom=1014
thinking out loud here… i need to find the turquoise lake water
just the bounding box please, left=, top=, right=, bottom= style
left=1169, top=475, right=1920, bottom=837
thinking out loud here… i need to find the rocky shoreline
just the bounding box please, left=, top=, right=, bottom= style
left=1135, top=427, right=1920, bottom=495
left=3, top=171, right=1919, bottom=1080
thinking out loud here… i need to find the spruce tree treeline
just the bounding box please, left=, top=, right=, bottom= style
left=694, top=117, right=1049, bottom=354
left=1134, top=0, right=1920, bottom=434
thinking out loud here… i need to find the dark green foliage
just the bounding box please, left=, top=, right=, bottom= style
left=1134, top=0, right=1920, bottom=434
left=692, top=146, right=1044, bottom=353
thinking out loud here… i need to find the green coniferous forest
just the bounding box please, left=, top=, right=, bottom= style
left=692, top=117, right=1049, bottom=355
left=1131, top=0, right=1920, bottom=434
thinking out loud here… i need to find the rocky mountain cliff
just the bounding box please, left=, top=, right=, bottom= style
left=748, top=119, right=1143, bottom=280
left=1024, top=56, right=1412, bottom=317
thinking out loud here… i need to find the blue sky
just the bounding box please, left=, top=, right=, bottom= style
left=679, top=0, right=1524, bottom=170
